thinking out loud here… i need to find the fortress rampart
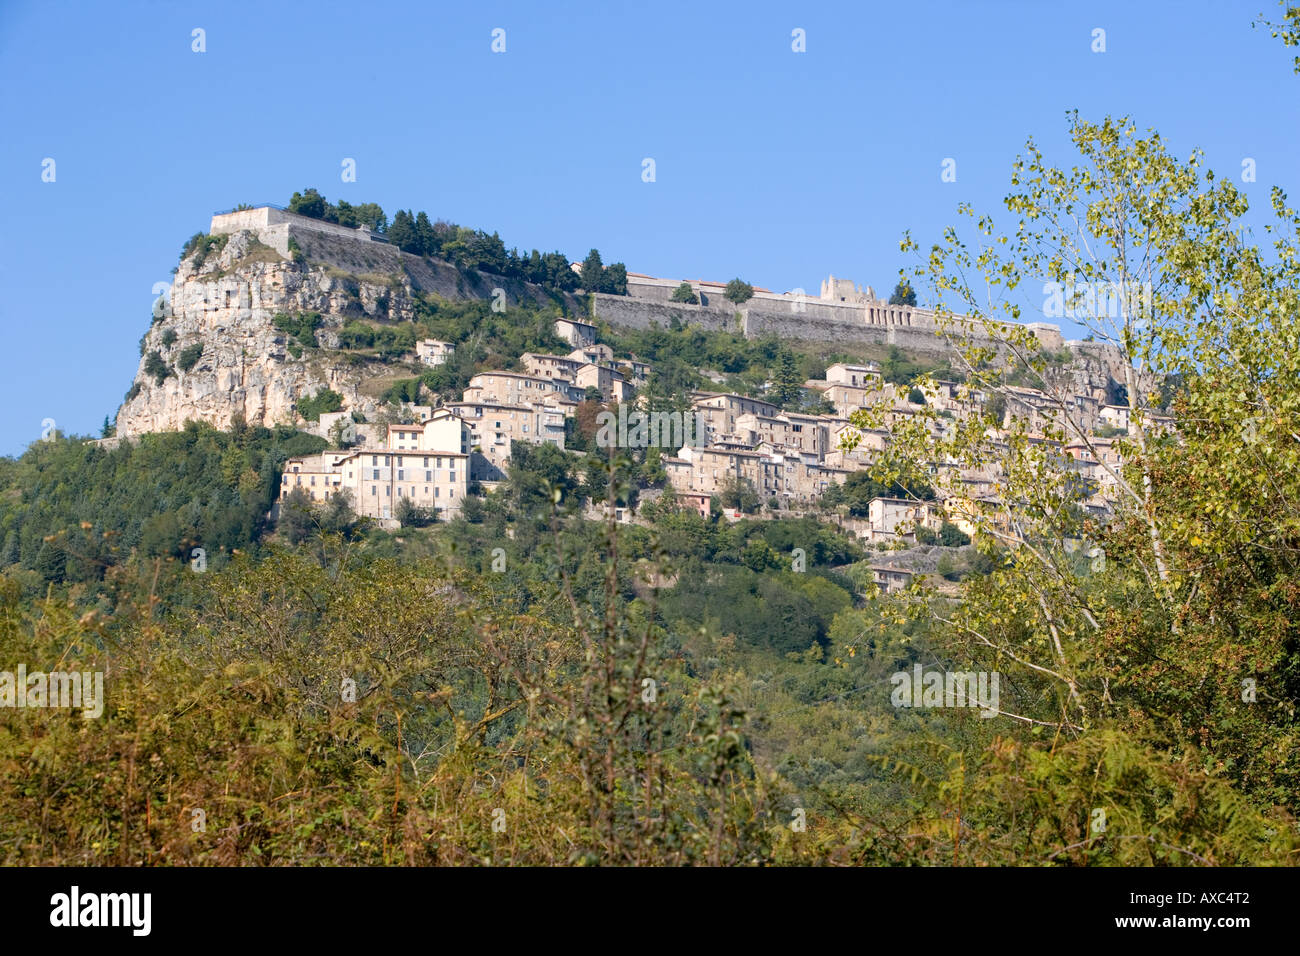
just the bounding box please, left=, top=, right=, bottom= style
left=612, top=275, right=1065, bottom=353
left=210, top=206, right=394, bottom=259
left=205, top=206, right=1065, bottom=355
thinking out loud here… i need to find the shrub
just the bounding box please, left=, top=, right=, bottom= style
left=273, top=311, right=323, bottom=348
left=177, top=344, right=204, bottom=372
left=336, top=322, right=376, bottom=349
left=160, top=329, right=178, bottom=348
left=938, top=521, right=971, bottom=547
left=394, top=497, right=436, bottom=528
left=296, top=388, right=344, bottom=422
left=724, top=278, right=754, bottom=305
left=180, top=232, right=227, bottom=268
left=143, top=351, right=171, bottom=385
left=671, top=282, right=699, bottom=304
left=383, top=379, right=420, bottom=405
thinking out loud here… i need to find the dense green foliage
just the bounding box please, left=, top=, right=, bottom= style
left=8, top=31, right=1300, bottom=862
left=283, top=188, right=623, bottom=296
left=272, top=311, right=323, bottom=350
left=179, top=232, right=227, bottom=268
left=0, top=422, right=325, bottom=595
left=295, top=388, right=344, bottom=422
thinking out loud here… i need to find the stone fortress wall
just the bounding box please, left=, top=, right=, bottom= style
left=208, top=205, right=1066, bottom=356
left=210, top=206, right=396, bottom=260
left=594, top=274, right=1067, bottom=357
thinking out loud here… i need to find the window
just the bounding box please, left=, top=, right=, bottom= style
left=435, top=487, right=440, bottom=497
left=385, top=487, right=390, bottom=496
left=371, top=456, right=378, bottom=466
left=423, top=457, right=429, bottom=468
left=371, top=487, right=377, bottom=496
left=384, top=456, right=390, bottom=466
left=425, top=470, right=431, bottom=482
left=372, top=469, right=379, bottom=480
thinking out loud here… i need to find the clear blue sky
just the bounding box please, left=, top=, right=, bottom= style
left=1, top=0, right=1295, bottom=456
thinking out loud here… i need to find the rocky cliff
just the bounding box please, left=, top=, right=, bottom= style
left=115, top=226, right=565, bottom=438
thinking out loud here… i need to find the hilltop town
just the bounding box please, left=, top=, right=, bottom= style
left=117, top=204, right=1153, bottom=583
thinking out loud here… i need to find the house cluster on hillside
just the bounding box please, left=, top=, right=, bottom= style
left=278, top=318, right=1152, bottom=543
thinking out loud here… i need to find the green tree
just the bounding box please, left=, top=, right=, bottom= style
left=888, top=280, right=918, bottom=306
left=670, top=282, right=699, bottom=304
left=937, top=521, right=970, bottom=547
left=724, top=278, right=754, bottom=305
left=849, top=111, right=1300, bottom=846
left=288, top=187, right=328, bottom=219
left=771, top=351, right=803, bottom=407
left=715, top=476, right=760, bottom=514
left=580, top=249, right=605, bottom=293
left=602, top=262, right=629, bottom=295
left=388, top=210, right=418, bottom=253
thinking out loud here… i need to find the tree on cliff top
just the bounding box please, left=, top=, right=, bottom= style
left=580, top=249, right=605, bottom=294
left=288, top=188, right=329, bottom=220
left=888, top=280, right=917, bottom=306
left=724, top=278, right=753, bottom=305
left=671, top=282, right=699, bottom=304
left=603, top=262, right=629, bottom=295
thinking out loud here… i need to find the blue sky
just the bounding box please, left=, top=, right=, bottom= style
left=0, top=0, right=1295, bottom=456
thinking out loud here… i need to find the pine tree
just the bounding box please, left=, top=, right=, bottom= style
left=580, top=249, right=604, bottom=293
left=772, top=351, right=803, bottom=407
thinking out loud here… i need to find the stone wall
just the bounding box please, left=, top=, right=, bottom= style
left=211, top=206, right=387, bottom=247
left=592, top=294, right=1026, bottom=358
left=619, top=276, right=1064, bottom=351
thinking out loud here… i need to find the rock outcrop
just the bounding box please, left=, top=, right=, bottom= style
left=115, top=226, right=566, bottom=438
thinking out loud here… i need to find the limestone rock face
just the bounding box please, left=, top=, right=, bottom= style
left=116, top=227, right=575, bottom=439
left=117, top=232, right=422, bottom=437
